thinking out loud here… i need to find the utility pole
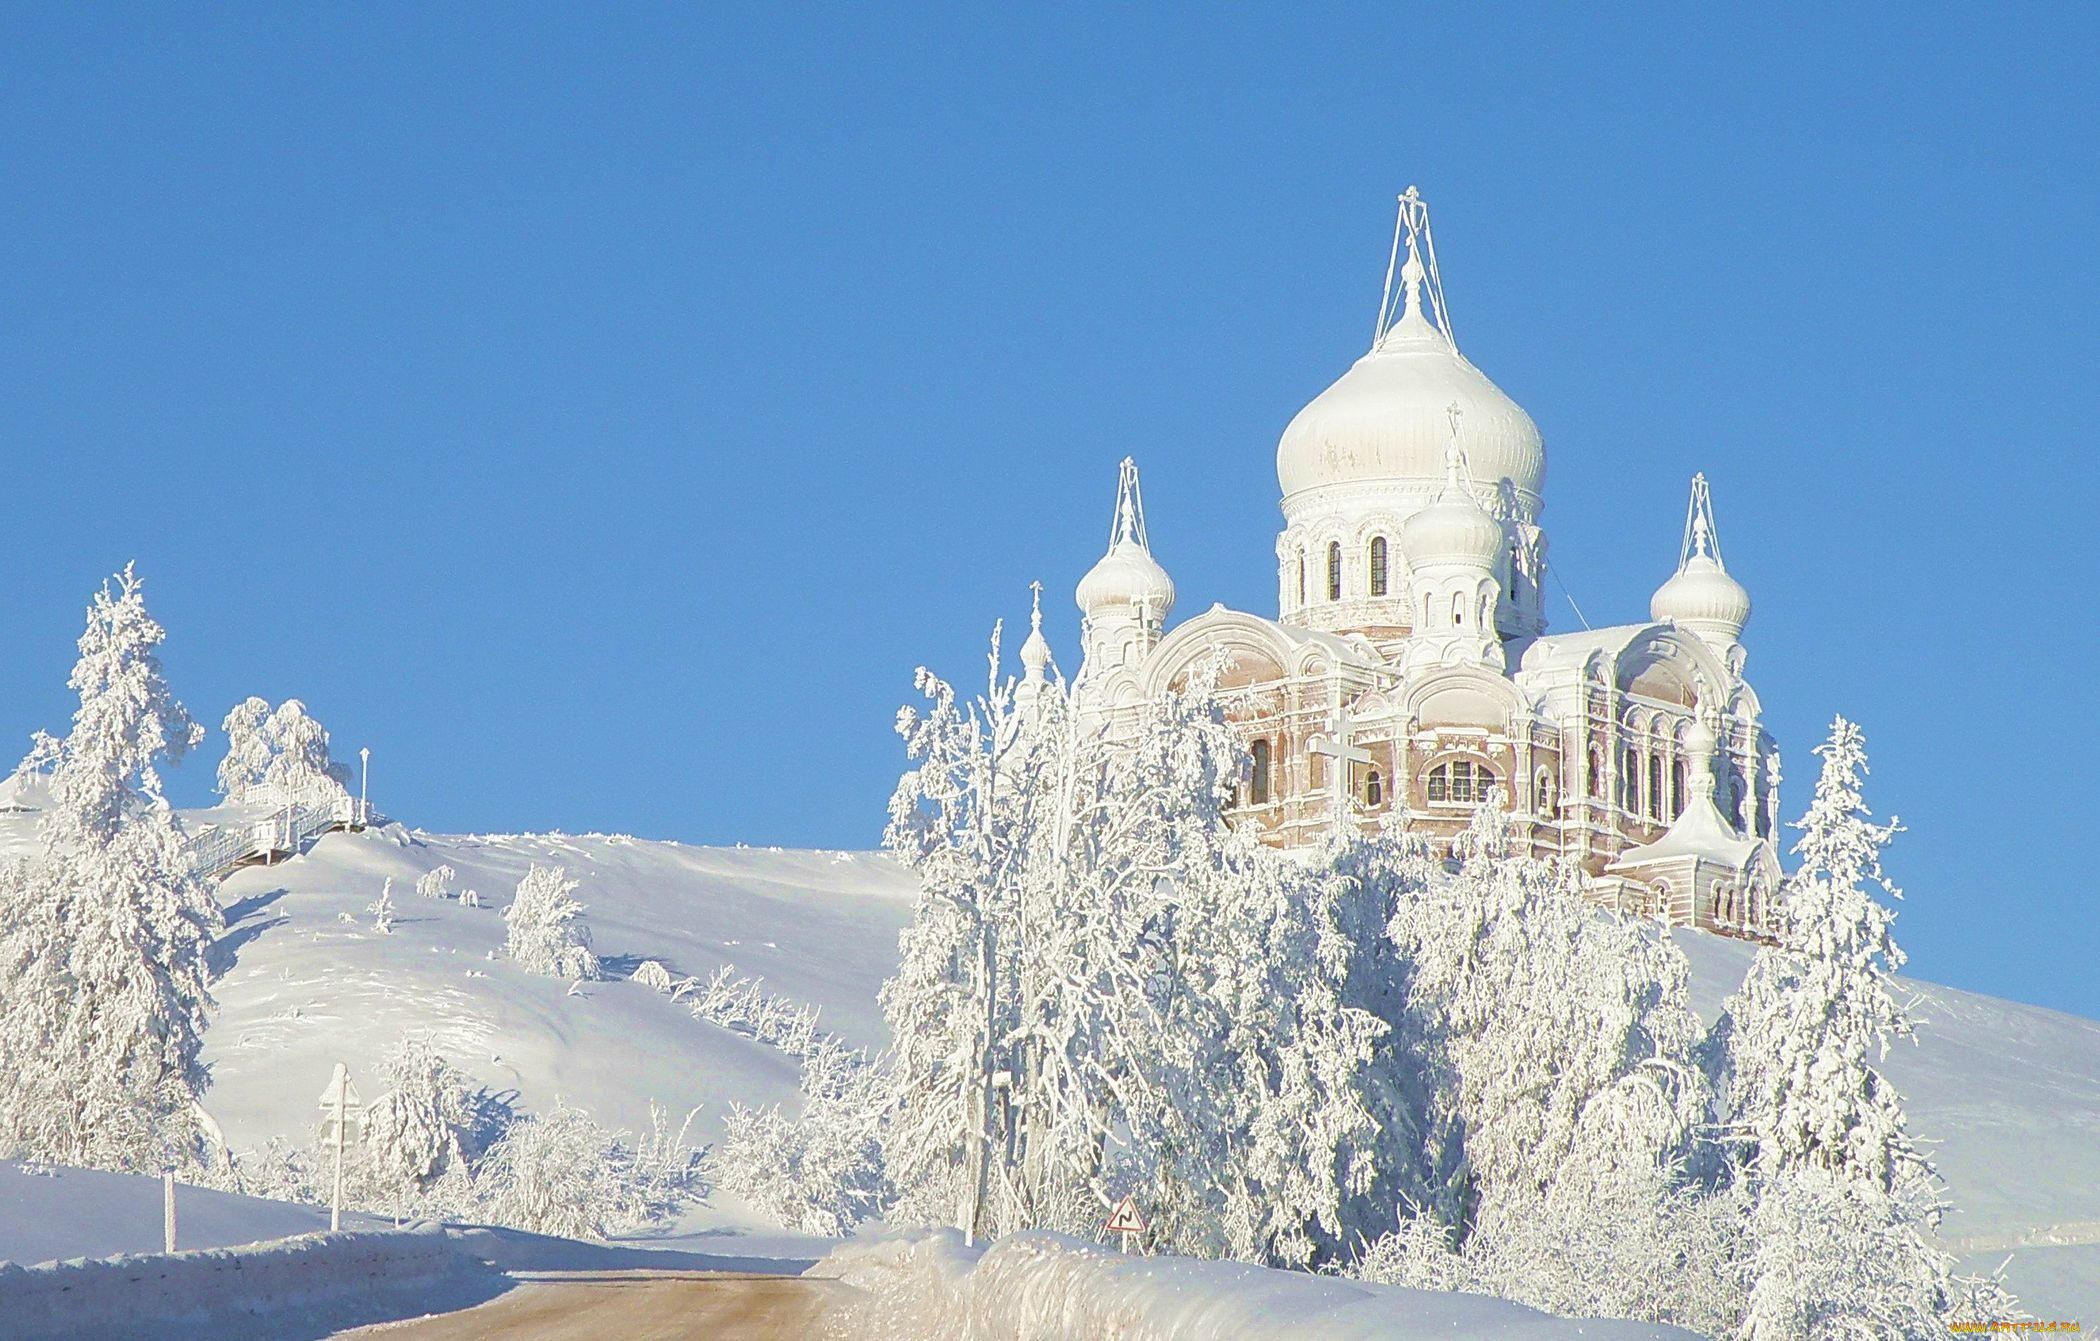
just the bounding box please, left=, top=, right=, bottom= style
left=319, top=1063, right=362, bottom=1233
left=359, top=747, right=371, bottom=828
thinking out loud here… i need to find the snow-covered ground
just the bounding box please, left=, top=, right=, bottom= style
left=8, top=796, right=2090, bottom=1317
left=816, top=1229, right=1703, bottom=1339
left=194, top=820, right=916, bottom=1232
left=0, top=1162, right=387, bottom=1266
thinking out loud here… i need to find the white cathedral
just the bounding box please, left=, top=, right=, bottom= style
left=1033, top=190, right=1782, bottom=939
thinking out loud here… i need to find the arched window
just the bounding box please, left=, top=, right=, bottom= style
left=1451, top=591, right=1464, bottom=626
left=1622, top=749, right=1639, bottom=811
left=1507, top=548, right=1522, bottom=600
left=1671, top=759, right=1687, bottom=818
left=1427, top=758, right=1497, bottom=806
left=1250, top=739, right=1272, bottom=805
left=1326, top=542, right=1342, bottom=601
left=1534, top=768, right=1554, bottom=816
left=1648, top=754, right=1664, bottom=822
left=1369, top=537, right=1389, bottom=596
left=1587, top=746, right=1603, bottom=798
left=1295, top=553, right=1306, bottom=607
left=1364, top=769, right=1383, bottom=806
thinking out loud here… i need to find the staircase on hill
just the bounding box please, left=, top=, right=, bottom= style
left=183, top=789, right=374, bottom=881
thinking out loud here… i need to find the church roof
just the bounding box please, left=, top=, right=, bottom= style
left=1609, top=791, right=1763, bottom=872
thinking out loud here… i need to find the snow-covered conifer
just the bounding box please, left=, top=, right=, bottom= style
left=368, top=877, right=397, bottom=934
left=415, top=863, right=455, bottom=900
left=503, top=863, right=601, bottom=980
left=1721, top=716, right=1922, bottom=1192
left=0, top=565, right=218, bottom=1171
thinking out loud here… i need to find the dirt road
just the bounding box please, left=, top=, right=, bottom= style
left=342, top=1269, right=850, bottom=1340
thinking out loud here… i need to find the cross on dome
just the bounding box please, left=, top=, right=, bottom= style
left=1376, top=185, right=1456, bottom=350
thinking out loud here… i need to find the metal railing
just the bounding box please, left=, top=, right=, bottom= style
left=182, top=793, right=362, bottom=881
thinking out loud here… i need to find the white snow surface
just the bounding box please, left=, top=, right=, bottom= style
left=0, top=1162, right=385, bottom=1266
left=815, top=1229, right=1702, bottom=1340
left=191, top=820, right=915, bottom=1231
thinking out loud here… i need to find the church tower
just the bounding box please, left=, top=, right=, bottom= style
left=1272, top=188, right=1547, bottom=648
left=1076, top=458, right=1174, bottom=677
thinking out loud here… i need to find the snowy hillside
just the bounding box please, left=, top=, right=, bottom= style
left=194, top=821, right=916, bottom=1200
left=18, top=792, right=2088, bottom=1314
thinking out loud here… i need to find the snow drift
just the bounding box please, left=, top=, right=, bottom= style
left=0, top=1222, right=502, bottom=1341
left=812, top=1229, right=1704, bottom=1340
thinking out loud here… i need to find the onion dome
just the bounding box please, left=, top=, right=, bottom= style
left=1651, top=475, right=1750, bottom=642
left=1019, top=582, right=1051, bottom=676
left=1402, top=437, right=1503, bottom=569
left=1276, top=236, right=1544, bottom=512
left=1076, top=458, right=1176, bottom=620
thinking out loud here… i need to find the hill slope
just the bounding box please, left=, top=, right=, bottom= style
left=100, top=816, right=2100, bottom=1315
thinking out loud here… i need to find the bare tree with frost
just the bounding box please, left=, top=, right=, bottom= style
left=878, top=630, right=1384, bottom=1263
left=503, top=863, right=601, bottom=980
left=0, top=565, right=218, bottom=1170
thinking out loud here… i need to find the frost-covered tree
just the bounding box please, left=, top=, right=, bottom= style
left=504, top=864, right=601, bottom=980
left=1721, top=716, right=1922, bottom=1193
left=217, top=696, right=352, bottom=805
left=0, top=565, right=218, bottom=1170
left=415, top=864, right=455, bottom=900
left=879, top=633, right=1385, bottom=1263
left=1385, top=791, right=1707, bottom=1241
left=1717, top=718, right=2016, bottom=1333
left=217, top=696, right=274, bottom=800
left=368, top=877, right=397, bottom=934
left=361, top=1035, right=481, bottom=1215
left=480, top=1099, right=667, bottom=1242
left=715, top=1043, right=888, bottom=1235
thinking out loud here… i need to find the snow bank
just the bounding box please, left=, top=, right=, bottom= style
left=0, top=1222, right=502, bottom=1341
left=0, top=1161, right=383, bottom=1266
left=812, top=1229, right=1705, bottom=1340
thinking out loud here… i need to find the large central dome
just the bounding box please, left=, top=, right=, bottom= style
left=1275, top=253, right=1544, bottom=518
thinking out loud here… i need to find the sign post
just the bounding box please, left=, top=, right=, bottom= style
left=162, top=1171, right=176, bottom=1253
left=1104, top=1193, right=1148, bottom=1256
left=319, top=1063, right=363, bottom=1233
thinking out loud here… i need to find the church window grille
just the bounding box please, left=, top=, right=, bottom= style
left=1327, top=542, right=1342, bottom=601
left=1250, top=739, right=1272, bottom=805
left=1365, top=769, right=1383, bottom=806
left=1427, top=758, right=1497, bottom=806
left=1369, top=537, right=1389, bottom=596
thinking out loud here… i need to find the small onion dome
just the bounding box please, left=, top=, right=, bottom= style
left=1651, top=552, right=1750, bottom=641
left=1683, top=714, right=1720, bottom=764
left=1019, top=607, right=1051, bottom=676
left=1402, top=454, right=1502, bottom=569
left=1076, top=538, right=1175, bottom=619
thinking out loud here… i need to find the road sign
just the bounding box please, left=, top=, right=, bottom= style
left=1105, top=1193, right=1147, bottom=1236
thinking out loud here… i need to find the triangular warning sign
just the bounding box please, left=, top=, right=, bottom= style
left=1104, top=1193, right=1148, bottom=1235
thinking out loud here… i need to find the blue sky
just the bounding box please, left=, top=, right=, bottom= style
left=2, top=6, right=2094, bottom=1017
